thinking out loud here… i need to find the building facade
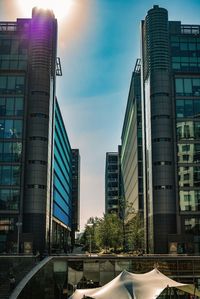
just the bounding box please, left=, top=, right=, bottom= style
left=52, top=99, right=73, bottom=253
left=141, top=5, right=200, bottom=253
left=121, top=59, right=143, bottom=221
left=105, top=152, right=121, bottom=215
left=71, top=149, right=80, bottom=247
left=0, top=8, right=77, bottom=254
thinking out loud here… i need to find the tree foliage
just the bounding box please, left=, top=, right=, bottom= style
left=95, top=213, right=123, bottom=252
left=81, top=211, right=144, bottom=254
left=125, top=212, right=144, bottom=251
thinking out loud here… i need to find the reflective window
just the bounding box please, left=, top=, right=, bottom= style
left=0, top=97, right=6, bottom=115
left=0, top=75, right=24, bottom=94
left=0, top=142, right=21, bottom=162
left=0, top=165, right=20, bottom=186
left=184, top=218, right=200, bottom=234
left=0, top=97, right=23, bottom=116
left=175, top=78, right=200, bottom=96
left=0, top=189, right=19, bottom=210
left=0, top=119, right=23, bottom=139
left=0, top=216, right=15, bottom=232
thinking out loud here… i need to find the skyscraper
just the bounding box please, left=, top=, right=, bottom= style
left=141, top=5, right=200, bottom=254
left=105, top=151, right=121, bottom=215
left=121, top=59, right=143, bottom=221
left=0, top=8, right=78, bottom=254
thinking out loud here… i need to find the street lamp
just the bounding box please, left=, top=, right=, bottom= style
left=16, top=221, right=22, bottom=254
left=87, top=223, right=93, bottom=256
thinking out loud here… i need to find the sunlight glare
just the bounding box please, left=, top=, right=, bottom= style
left=17, top=0, right=73, bottom=21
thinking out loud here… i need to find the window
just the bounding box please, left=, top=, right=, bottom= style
left=0, top=142, right=22, bottom=162
left=0, top=189, right=19, bottom=210
left=0, top=97, right=23, bottom=116
left=0, top=98, right=6, bottom=115
left=154, top=161, right=172, bottom=165
left=29, top=136, right=48, bottom=141
left=184, top=79, right=192, bottom=94
left=154, top=185, right=172, bottom=190
left=194, top=99, right=200, bottom=118
left=27, top=184, right=46, bottom=189
left=194, top=122, right=200, bottom=139
left=175, top=78, right=200, bottom=96
left=15, top=97, right=23, bottom=116
left=0, top=119, right=23, bottom=139
left=0, top=75, right=24, bottom=94
left=175, top=79, right=183, bottom=94
left=153, top=137, right=171, bottom=142
left=30, top=113, right=48, bottom=119
left=28, top=160, right=47, bottom=165
left=0, top=165, right=20, bottom=186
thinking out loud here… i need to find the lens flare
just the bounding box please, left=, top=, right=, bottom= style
left=17, top=0, right=73, bottom=21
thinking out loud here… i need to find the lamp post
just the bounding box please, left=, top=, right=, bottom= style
left=16, top=221, right=22, bottom=254
left=87, top=223, right=93, bottom=257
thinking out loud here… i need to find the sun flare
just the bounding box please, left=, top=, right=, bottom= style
left=17, top=0, right=73, bottom=21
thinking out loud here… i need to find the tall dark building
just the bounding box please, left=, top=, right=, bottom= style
left=0, top=8, right=78, bottom=254
left=105, top=151, right=121, bottom=215
left=121, top=59, right=143, bottom=221
left=141, top=5, right=200, bottom=254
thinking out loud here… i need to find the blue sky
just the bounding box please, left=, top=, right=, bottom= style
left=1, top=0, right=200, bottom=229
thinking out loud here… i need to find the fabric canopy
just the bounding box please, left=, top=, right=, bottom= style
left=69, top=268, right=200, bottom=299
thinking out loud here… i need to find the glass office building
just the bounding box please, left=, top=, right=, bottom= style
left=0, top=8, right=78, bottom=254
left=121, top=59, right=143, bottom=220
left=105, top=152, right=121, bottom=215
left=52, top=99, right=73, bottom=253
left=141, top=5, right=200, bottom=253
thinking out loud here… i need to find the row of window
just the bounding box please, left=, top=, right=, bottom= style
left=171, top=42, right=200, bottom=52
left=0, top=119, right=23, bottom=139
left=172, top=62, right=200, bottom=71
left=176, top=99, right=200, bottom=118
left=30, top=113, right=48, bottom=119
left=0, top=38, right=28, bottom=55
left=27, top=184, right=46, bottom=189
left=154, top=185, right=172, bottom=190
left=0, top=165, right=20, bottom=186
left=171, top=35, right=200, bottom=43
left=153, top=137, right=171, bottom=142
left=0, top=76, right=24, bottom=94
left=29, top=136, right=48, bottom=142
left=175, top=78, right=200, bottom=96
left=0, top=141, right=22, bottom=162
left=172, top=56, right=200, bottom=71
left=154, top=161, right=172, bottom=166
left=0, top=216, right=16, bottom=232
left=0, top=189, right=19, bottom=210
left=28, top=160, right=47, bottom=165
left=0, top=97, right=23, bottom=116
left=0, top=59, right=27, bottom=71
left=177, top=121, right=200, bottom=140
left=152, top=115, right=170, bottom=120
left=55, top=108, right=71, bottom=160
left=173, top=57, right=200, bottom=63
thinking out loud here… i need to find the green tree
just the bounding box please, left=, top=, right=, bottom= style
left=95, top=213, right=123, bottom=252
left=126, top=212, right=144, bottom=252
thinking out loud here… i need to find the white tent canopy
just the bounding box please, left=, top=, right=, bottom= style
left=69, top=269, right=200, bottom=299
